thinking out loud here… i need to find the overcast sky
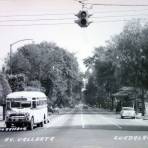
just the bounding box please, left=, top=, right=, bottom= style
left=0, top=0, right=148, bottom=72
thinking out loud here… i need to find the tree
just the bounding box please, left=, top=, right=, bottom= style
left=84, top=19, right=148, bottom=112
left=5, top=42, right=82, bottom=107
left=0, top=73, right=11, bottom=120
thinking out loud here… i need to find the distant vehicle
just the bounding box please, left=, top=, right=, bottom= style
left=120, top=107, right=136, bottom=119
left=5, top=91, right=48, bottom=130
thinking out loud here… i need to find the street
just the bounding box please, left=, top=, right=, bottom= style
left=1, top=108, right=148, bottom=148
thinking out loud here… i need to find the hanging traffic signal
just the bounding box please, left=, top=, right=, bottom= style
left=75, top=10, right=92, bottom=27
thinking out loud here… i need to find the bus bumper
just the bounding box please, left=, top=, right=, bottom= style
left=5, top=118, right=30, bottom=127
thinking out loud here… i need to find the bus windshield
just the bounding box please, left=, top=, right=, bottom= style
left=21, top=102, right=31, bottom=108
left=11, top=101, right=31, bottom=108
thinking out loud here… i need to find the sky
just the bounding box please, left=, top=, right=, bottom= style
left=0, top=0, right=148, bottom=72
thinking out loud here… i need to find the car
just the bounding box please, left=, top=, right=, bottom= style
left=120, top=107, right=136, bottom=119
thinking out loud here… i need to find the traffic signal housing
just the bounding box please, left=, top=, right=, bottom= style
left=75, top=10, right=92, bottom=27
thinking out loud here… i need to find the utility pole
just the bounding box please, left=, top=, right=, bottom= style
left=9, top=39, right=34, bottom=75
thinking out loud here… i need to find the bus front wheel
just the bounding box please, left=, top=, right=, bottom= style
left=40, top=121, right=44, bottom=127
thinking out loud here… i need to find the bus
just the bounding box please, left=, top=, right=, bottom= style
left=5, top=91, right=48, bottom=130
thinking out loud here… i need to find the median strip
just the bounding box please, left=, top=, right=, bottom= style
left=81, top=108, right=85, bottom=129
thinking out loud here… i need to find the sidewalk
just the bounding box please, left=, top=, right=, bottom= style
left=0, top=120, right=5, bottom=127
left=0, top=107, right=5, bottom=127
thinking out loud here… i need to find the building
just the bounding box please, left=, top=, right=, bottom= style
left=112, top=87, right=143, bottom=113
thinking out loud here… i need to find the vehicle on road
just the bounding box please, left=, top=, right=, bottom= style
left=5, top=91, right=48, bottom=130
left=120, top=107, right=136, bottom=119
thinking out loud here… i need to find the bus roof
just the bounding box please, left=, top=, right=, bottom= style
left=7, top=91, right=47, bottom=100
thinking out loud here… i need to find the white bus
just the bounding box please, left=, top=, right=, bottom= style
left=5, top=91, right=48, bottom=130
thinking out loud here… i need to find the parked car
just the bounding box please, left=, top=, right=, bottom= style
left=120, top=107, right=136, bottom=119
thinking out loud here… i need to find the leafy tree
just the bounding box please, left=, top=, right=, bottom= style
left=5, top=42, right=82, bottom=107
left=0, top=73, right=11, bottom=120
left=84, top=19, right=148, bottom=112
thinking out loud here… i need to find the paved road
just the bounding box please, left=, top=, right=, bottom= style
left=1, top=108, right=148, bottom=148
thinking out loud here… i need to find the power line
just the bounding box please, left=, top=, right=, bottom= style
left=0, top=12, right=74, bottom=18
left=87, top=2, right=148, bottom=7
left=0, top=13, right=147, bottom=23
left=94, top=8, right=148, bottom=14
left=0, top=18, right=147, bottom=27
left=0, top=9, right=148, bottom=18
left=95, top=18, right=148, bottom=23
left=93, top=13, right=148, bottom=19
left=0, top=17, right=75, bottom=23
left=0, top=22, right=74, bottom=27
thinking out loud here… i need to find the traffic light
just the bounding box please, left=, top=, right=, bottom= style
left=75, top=10, right=92, bottom=27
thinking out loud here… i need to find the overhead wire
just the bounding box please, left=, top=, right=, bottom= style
left=92, top=13, right=148, bottom=19
left=0, top=2, right=148, bottom=27
left=95, top=18, right=148, bottom=23
left=0, top=22, right=74, bottom=27
left=0, top=17, right=75, bottom=22
left=86, top=2, right=148, bottom=7
left=0, top=13, right=148, bottom=23
left=1, top=8, right=148, bottom=18
left=94, top=8, right=148, bottom=14
left=0, top=12, right=74, bottom=18
left=0, top=18, right=148, bottom=27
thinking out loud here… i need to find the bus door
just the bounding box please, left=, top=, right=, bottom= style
left=32, top=98, right=40, bottom=123
left=6, top=101, right=11, bottom=111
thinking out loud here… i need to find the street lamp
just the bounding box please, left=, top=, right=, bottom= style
left=10, top=39, right=34, bottom=75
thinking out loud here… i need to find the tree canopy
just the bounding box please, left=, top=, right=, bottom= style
left=5, top=42, right=82, bottom=107
left=84, top=19, right=148, bottom=108
left=0, top=73, right=11, bottom=105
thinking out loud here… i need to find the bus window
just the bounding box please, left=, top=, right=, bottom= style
left=11, top=102, right=21, bottom=108
left=22, top=102, right=31, bottom=108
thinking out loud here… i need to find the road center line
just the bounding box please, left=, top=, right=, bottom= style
left=50, top=137, right=55, bottom=142
left=81, top=108, right=85, bottom=128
